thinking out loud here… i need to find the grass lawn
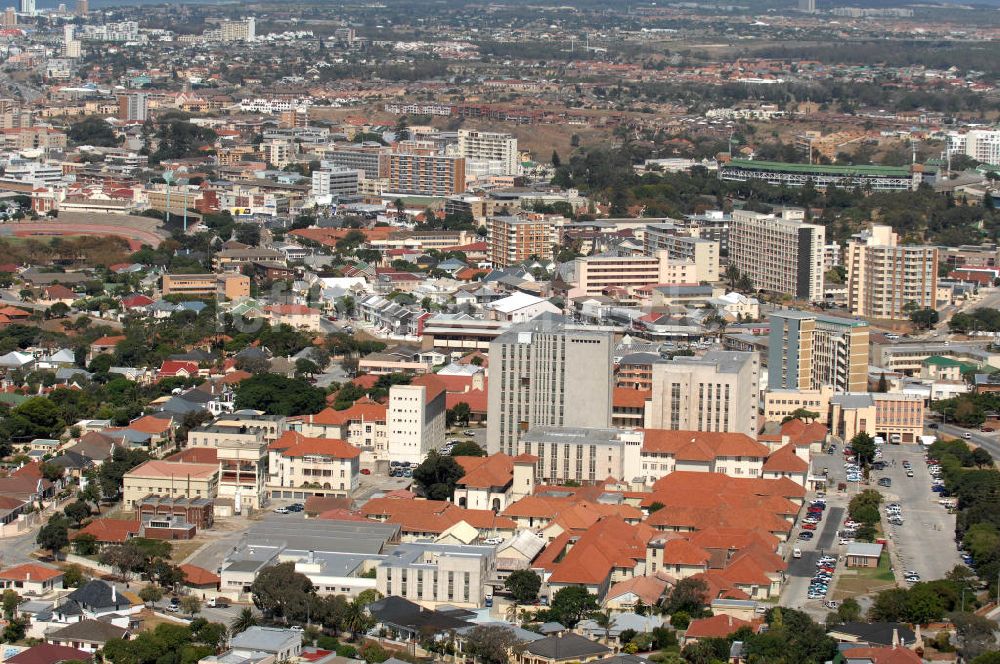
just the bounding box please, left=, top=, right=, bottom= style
left=168, top=539, right=204, bottom=563
left=832, top=554, right=895, bottom=599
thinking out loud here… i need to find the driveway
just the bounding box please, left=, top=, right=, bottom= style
left=782, top=506, right=844, bottom=616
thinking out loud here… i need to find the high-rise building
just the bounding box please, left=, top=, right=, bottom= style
left=730, top=209, right=826, bottom=303
left=387, top=375, right=446, bottom=465
left=643, top=224, right=720, bottom=282
left=486, top=215, right=559, bottom=268
left=947, top=130, right=1000, bottom=166
left=63, top=24, right=80, bottom=58
left=798, top=0, right=816, bottom=12
left=311, top=165, right=360, bottom=201
left=1, top=8, right=16, bottom=26
left=768, top=310, right=869, bottom=394
left=214, top=17, right=256, bottom=42
left=18, top=0, right=33, bottom=15
left=457, top=129, right=520, bottom=176
left=117, top=93, right=147, bottom=122
left=645, top=351, right=760, bottom=437
left=486, top=315, right=614, bottom=455
left=74, top=0, right=87, bottom=16
left=384, top=151, right=466, bottom=197
left=845, top=224, right=938, bottom=321
left=570, top=250, right=696, bottom=297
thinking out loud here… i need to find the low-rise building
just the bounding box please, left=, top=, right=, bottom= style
left=829, top=392, right=925, bottom=444
left=376, top=542, right=497, bottom=609
left=267, top=431, right=361, bottom=499
left=122, top=460, right=219, bottom=507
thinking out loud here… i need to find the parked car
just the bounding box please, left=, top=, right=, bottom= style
left=273, top=507, right=289, bottom=514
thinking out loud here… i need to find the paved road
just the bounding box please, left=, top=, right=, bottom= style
left=937, top=423, right=1000, bottom=462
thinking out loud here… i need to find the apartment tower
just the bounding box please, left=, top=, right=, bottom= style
left=729, top=209, right=826, bottom=302
left=845, top=224, right=938, bottom=320
left=768, top=310, right=869, bottom=393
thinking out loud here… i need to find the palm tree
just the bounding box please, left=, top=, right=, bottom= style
left=343, top=599, right=371, bottom=641
left=724, top=263, right=741, bottom=289
left=505, top=601, right=520, bottom=625
left=589, top=608, right=615, bottom=647
left=230, top=607, right=259, bottom=635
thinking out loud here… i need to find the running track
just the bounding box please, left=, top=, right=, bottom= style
left=0, top=222, right=166, bottom=250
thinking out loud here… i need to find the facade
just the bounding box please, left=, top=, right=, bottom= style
left=385, top=152, right=466, bottom=197
left=487, top=215, right=559, bottom=268
left=376, top=542, right=497, bottom=609
left=642, top=225, right=720, bottom=282
left=187, top=425, right=270, bottom=511
left=387, top=375, right=447, bottom=465
left=845, top=225, right=939, bottom=320
left=457, top=129, right=520, bottom=175
left=570, top=251, right=697, bottom=297
left=311, top=165, right=360, bottom=200
left=645, top=351, right=760, bottom=437
left=730, top=209, right=825, bottom=302
left=768, top=310, right=869, bottom=393
left=948, top=130, right=1000, bottom=165
left=519, top=427, right=642, bottom=485
left=762, top=386, right=835, bottom=425
left=719, top=159, right=918, bottom=192
left=161, top=273, right=250, bottom=300
left=328, top=145, right=386, bottom=179
left=117, top=93, right=146, bottom=122
left=829, top=392, right=925, bottom=443
left=122, top=460, right=219, bottom=507
left=487, top=316, right=614, bottom=455
left=267, top=431, right=361, bottom=497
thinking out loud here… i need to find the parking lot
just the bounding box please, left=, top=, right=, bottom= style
left=874, top=445, right=961, bottom=582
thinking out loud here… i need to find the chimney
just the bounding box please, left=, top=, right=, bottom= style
left=25, top=572, right=30, bottom=582
left=891, top=628, right=900, bottom=648
left=111, top=584, right=117, bottom=604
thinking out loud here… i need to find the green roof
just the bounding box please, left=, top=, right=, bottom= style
left=923, top=355, right=979, bottom=371
left=0, top=393, right=29, bottom=406
left=727, top=159, right=910, bottom=177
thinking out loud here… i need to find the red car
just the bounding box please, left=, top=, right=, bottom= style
left=802, top=523, right=818, bottom=530
left=360, top=468, right=371, bottom=475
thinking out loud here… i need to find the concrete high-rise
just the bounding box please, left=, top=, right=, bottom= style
left=74, top=0, right=87, bottom=15
left=18, top=0, right=33, bottom=15
left=117, top=93, right=147, bottom=122
left=457, top=129, right=520, bottom=176
left=845, top=224, right=938, bottom=321
left=798, top=0, right=816, bottom=12
left=487, top=215, right=559, bottom=268
left=487, top=315, right=614, bottom=455
left=645, top=351, right=760, bottom=437
left=768, top=310, right=869, bottom=394
left=730, top=209, right=825, bottom=303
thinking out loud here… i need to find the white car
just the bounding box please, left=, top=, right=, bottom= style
left=482, top=537, right=504, bottom=545
left=839, top=538, right=853, bottom=545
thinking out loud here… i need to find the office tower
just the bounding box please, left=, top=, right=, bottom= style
left=387, top=375, right=446, bottom=465
left=18, top=0, right=33, bottom=14
left=846, top=224, right=938, bottom=321
left=768, top=310, right=869, bottom=393
left=457, top=129, right=520, bottom=175
left=730, top=209, right=826, bottom=302
left=486, top=315, right=613, bottom=455
left=487, top=214, right=559, bottom=268
left=117, top=93, right=147, bottom=122
left=947, top=130, right=1000, bottom=166
left=74, top=0, right=87, bottom=16
left=645, top=351, right=760, bottom=437
left=384, top=151, right=466, bottom=197
left=2, top=7, right=16, bottom=26
left=798, top=0, right=816, bottom=11
left=571, top=250, right=696, bottom=297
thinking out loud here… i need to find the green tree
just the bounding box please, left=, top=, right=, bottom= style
left=37, top=518, right=69, bottom=559
left=447, top=402, right=472, bottom=427
left=251, top=562, right=315, bottom=621
left=504, top=570, right=541, bottom=604
left=850, top=432, right=877, bottom=468
left=412, top=451, right=465, bottom=500
left=230, top=607, right=259, bottom=635
left=463, top=624, right=524, bottom=664
left=547, top=586, right=598, bottom=627
left=234, top=373, right=326, bottom=416
left=180, top=595, right=202, bottom=617
left=139, top=585, right=163, bottom=606
left=911, top=307, right=940, bottom=330
left=450, top=440, right=485, bottom=457
left=63, top=500, right=91, bottom=525
left=665, top=576, right=709, bottom=614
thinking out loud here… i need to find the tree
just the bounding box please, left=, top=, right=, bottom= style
left=37, top=519, right=69, bottom=559
left=876, top=373, right=888, bottom=393
left=234, top=373, right=326, bottom=416
left=139, top=585, right=163, bottom=607
left=450, top=440, right=485, bottom=457
left=547, top=586, right=598, bottom=627
left=100, top=542, right=147, bottom=580
left=447, top=402, right=472, bottom=427
left=911, top=307, right=940, bottom=330
left=63, top=500, right=91, bottom=525
left=551, top=150, right=561, bottom=168
left=412, top=451, right=465, bottom=500
left=504, top=570, right=541, bottom=604
left=836, top=597, right=862, bottom=623
left=850, top=432, right=877, bottom=468
left=665, top=577, right=709, bottom=615
left=231, top=607, right=259, bottom=634
left=180, top=595, right=202, bottom=617
left=463, top=624, right=524, bottom=664
left=973, top=447, right=994, bottom=468
left=343, top=599, right=374, bottom=641
left=2, top=589, right=19, bottom=620
left=951, top=611, right=999, bottom=659
left=589, top=608, right=615, bottom=645
left=781, top=408, right=820, bottom=424
left=295, top=358, right=320, bottom=378
left=47, top=302, right=70, bottom=318
left=251, top=562, right=315, bottom=621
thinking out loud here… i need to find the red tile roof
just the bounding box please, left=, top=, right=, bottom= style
left=411, top=374, right=446, bottom=402
left=0, top=563, right=63, bottom=582
left=179, top=563, right=220, bottom=586
left=547, top=517, right=655, bottom=585
left=613, top=388, right=651, bottom=409
left=641, top=430, right=770, bottom=460
left=165, top=447, right=218, bottom=464
left=6, top=644, right=92, bottom=664
left=841, top=647, right=922, bottom=664
left=269, top=431, right=360, bottom=459
left=763, top=444, right=809, bottom=473
left=456, top=454, right=514, bottom=489
left=73, top=518, right=140, bottom=544
left=685, top=614, right=753, bottom=639
left=359, top=497, right=516, bottom=534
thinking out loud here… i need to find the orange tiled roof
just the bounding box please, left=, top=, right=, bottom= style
left=685, top=614, right=753, bottom=639
left=179, top=563, right=220, bottom=586
left=359, top=497, right=515, bottom=534
left=613, top=388, right=651, bottom=409
left=270, top=431, right=360, bottom=459
left=456, top=454, right=514, bottom=489
left=641, top=429, right=770, bottom=460
left=0, top=563, right=63, bottom=582
left=605, top=575, right=668, bottom=605
left=547, top=517, right=655, bottom=586
left=841, top=647, right=922, bottom=664
left=763, top=444, right=809, bottom=473
left=127, top=415, right=173, bottom=435
left=72, top=518, right=140, bottom=544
